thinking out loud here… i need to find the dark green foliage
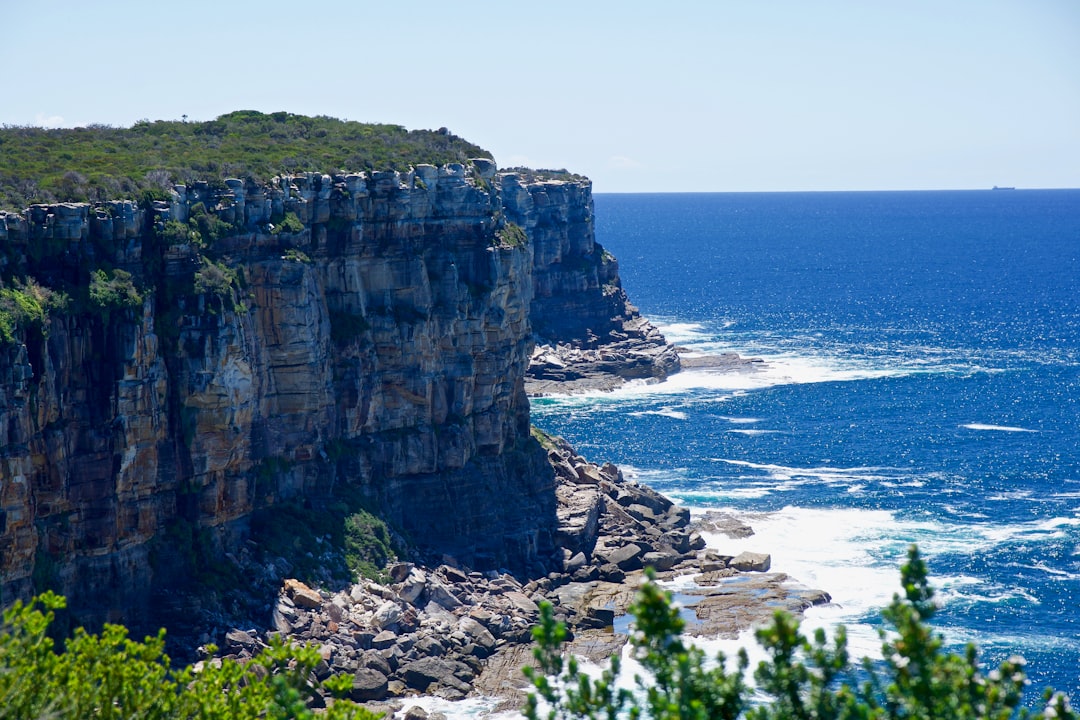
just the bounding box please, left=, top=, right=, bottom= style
left=502, top=166, right=589, bottom=183
left=0, top=278, right=54, bottom=344
left=343, top=510, right=395, bottom=583
left=329, top=309, right=371, bottom=345
left=0, top=111, right=491, bottom=210
left=271, top=211, right=304, bottom=235
left=158, top=218, right=200, bottom=246
left=194, top=260, right=238, bottom=300
left=188, top=202, right=232, bottom=245
left=249, top=479, right=400, bottom=586
left=88, top=268, right=142, bottom=314
left=0, top=592, right=382, bottom=719
left=526, top=546, right=1076, bottom=720
left=280, top=248, right=311, bottom=264
left=495, top=221, right=528, bottom=248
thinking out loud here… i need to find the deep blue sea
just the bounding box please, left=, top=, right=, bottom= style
left=527, top=190, right=1080, bottom=703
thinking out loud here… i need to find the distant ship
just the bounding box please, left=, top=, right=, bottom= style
left=992, top=185, right=1016, bottom=190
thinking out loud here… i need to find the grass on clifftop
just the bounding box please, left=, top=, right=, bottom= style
left=0, top=110, right=491, bottom=211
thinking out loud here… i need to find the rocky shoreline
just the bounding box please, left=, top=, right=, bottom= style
left=215, top=435, right=829, bottom=718
left=526, top=343, right=765, bottom=396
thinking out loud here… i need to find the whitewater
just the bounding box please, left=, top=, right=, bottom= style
left=424, top=189, right=1080, bottom=717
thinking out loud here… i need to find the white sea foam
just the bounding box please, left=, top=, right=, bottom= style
left=682, top=503, right=1074, bottom=660
left=709, top=458, right=911, bottom=486
left=652, top=320, right=711, bottom=342
left=629, top=407, right=689, bottom=420
left=401, top=694, right=521, bottom=719
left=962, top=423, right=1039, bottom=433
left=726, top=428, right=779, bottom=436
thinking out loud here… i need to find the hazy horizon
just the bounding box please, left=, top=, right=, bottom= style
left=3, top=1, right=1077, bottom=194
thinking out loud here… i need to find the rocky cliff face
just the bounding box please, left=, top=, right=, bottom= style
left=504, top=174, right=679, bottom=395
left=0, top=161, right=672, bottom=625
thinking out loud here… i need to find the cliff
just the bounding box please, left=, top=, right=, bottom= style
left=505, top=173, right=679, bottom=394
left=0, top=160, right=675, bottom=627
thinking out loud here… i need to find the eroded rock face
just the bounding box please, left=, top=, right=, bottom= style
left=0, top=164, right=584, bottom=622
left=501, top=174, right=680, bottom=394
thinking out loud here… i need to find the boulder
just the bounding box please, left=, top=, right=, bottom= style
left=349, top=668, right=389, bottom=702
left=642, top=551, right=678, bottom=571
left=426, top=580, right=463, bottom=611
left=371, top=629, right=398, bottom=650
left=574, top=464, right=603, bottom=485
left=224, top=629, right=259, bottom=651
left=502, top=591, right=539, bottom=618
left=373, top=601, right=402, bottom=628
left=602, top=543, right=644, bottom=571
left=730, top=551, right=771, bottom=572
left=283, top=579, right=323, bottom=610
left=400, top=657, right=472, bottom=694
left=458, top=617, right=497, bottom=653
left=398, top=568, right=427, bottom=604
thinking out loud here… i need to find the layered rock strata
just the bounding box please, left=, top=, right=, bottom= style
left=502, top=174, right=680, bottom=395
left=0, top=161, right=668, bottom=624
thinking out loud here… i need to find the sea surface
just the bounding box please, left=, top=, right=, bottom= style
left=533, top=190, right=1080, bottom=701
left=422, top=189, right=1080, bottom=718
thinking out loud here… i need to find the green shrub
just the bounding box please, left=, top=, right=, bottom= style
left=193, top=260, right=238, bottom=301
left=343, top=510, right=395, bottom=582
left=0, top=592, right=381, bottom=719
left=271, top=212, right=304, bottom=236
left=249, top=481, right=400, bottom=586
left=188, top=202, right=232, bottom=245
left=495, top=221, right=528, bottom=248
left=158, top=218, right=201, bottom=246
left=280, top=248, right=311, bottom=263
left=525, top=545, right=1074, bottom=720
left=0, top=111, right=493, bottom=211
left=88, top=268, right=142, bottom=314
left=0, top=279, right=52, bottom=344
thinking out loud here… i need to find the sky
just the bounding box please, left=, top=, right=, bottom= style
left=2, top=1, right=1078, bottom=193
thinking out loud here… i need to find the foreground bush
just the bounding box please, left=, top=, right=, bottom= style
left=525, top=545, right=1074, bottom=720
left=0, top=592, right=380, bottom=719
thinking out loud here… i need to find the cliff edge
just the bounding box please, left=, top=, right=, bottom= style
left=0, top=158, right=677, bottom=630
left=505, top=171, right=680, bottom=395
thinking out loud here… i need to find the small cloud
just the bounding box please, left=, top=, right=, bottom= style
left=35, top=113, right=66, bottom=128
left=608, top=155, right=643, bottom=170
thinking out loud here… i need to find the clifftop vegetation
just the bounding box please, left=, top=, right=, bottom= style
left=0, top=110, right=491, bottom=211
left=501, top=166, right=590, bottom=184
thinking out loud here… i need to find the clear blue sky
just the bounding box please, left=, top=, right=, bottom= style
left=3, top=1, right=1077, bottom=192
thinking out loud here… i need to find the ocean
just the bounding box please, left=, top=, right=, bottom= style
left=417, top=189, right=1080, bottom=718
left=530, top=189, right=1080, bottom=702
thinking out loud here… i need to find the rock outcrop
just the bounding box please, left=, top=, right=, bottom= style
left=207, top=438, right=828, bottom=711
left=0, top=161, right=664, bottom=625
left=502, top=173, right=680, bottom=395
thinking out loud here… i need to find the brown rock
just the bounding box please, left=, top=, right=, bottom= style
left=284, top=579, right=323, bottom=610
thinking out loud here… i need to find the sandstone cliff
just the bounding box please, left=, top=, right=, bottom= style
left=505, top=172, right=679, bottom=395
left=0, top=161, right=674, bottom=626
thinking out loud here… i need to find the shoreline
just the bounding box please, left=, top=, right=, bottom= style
left=222, top=430, right=829, bottom=718
left=525, top=345, right=764, bottom=397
